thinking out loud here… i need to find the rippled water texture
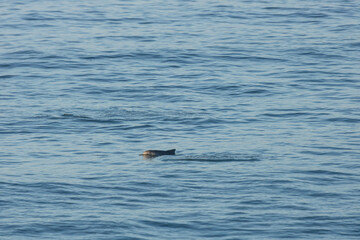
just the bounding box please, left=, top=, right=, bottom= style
left=1, top=0, right=360, bottom=239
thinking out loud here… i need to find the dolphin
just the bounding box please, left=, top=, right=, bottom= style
left=140, top=149, right=176, bottom=157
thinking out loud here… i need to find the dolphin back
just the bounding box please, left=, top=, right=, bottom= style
left=140, top=149, right=176, bottom=156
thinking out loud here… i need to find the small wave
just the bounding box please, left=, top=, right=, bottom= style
left=161, top=153, right=261, bottom=162
left=326, top=117, right=360, bottom=123
left=47, top=107, right=211, bottom=125
left=295, top=169, right=355, bottom=177
left=243, top=89, right=270, bottom=94
left=6, top=49, right=43, bottom=56
left=261, top=112, right=310, bottom=118
left=60, top=113, right=118, bottom=123
left=212, top=54, right=287, bottom=63
left=0, top=74, right=15, bottom=79
left=291, top=12, right=329, bottom=18
left=347, top=42, right=360, bottom=47
left=300, top=150, right=343, bottom=156
left=140, top=219, right=195, bottom=230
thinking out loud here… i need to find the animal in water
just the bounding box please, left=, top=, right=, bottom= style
left=140, top=149, right=176, bottom=157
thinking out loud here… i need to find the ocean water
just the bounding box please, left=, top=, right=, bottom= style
left=1, top=0, right=360, bottom=239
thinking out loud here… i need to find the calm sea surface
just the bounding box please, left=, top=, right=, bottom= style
left=1, top=0, right=360, bottom=239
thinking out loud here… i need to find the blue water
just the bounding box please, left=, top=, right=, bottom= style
left=1, top=0, right=360, bottom=239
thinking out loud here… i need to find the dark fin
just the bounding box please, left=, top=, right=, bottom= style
left=167, top=149, right=176, bottom=155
